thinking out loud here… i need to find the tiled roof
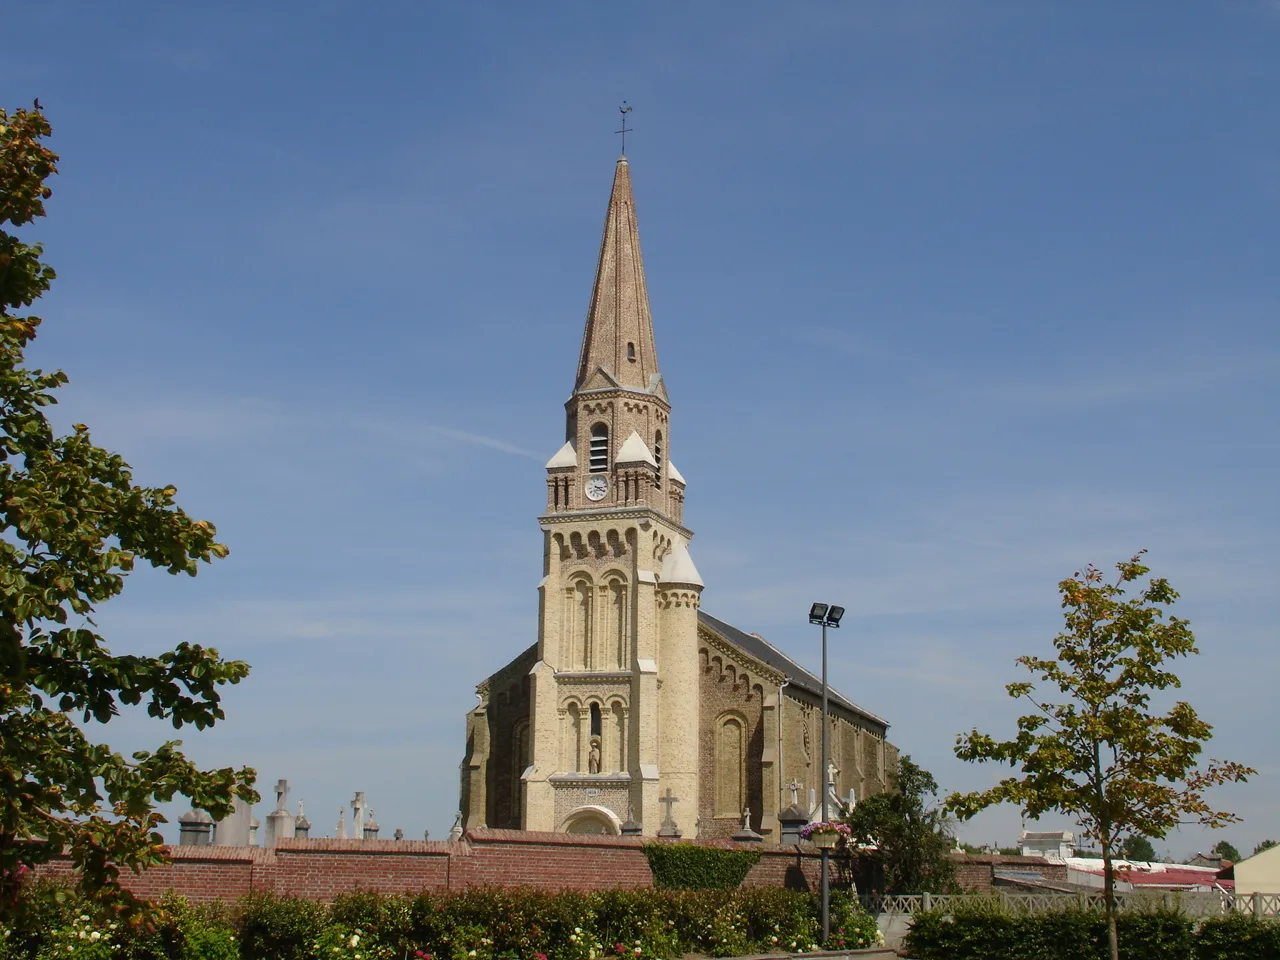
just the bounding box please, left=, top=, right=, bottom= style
left=698, top=611, right=888, bottom=728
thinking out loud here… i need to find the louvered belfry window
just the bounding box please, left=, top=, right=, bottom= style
left=589, top=423, right=609, bottom=473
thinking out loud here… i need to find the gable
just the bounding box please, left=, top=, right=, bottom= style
left=579, top=366, right=622, bottom=392
left=698, top=611, right=889, bottom=731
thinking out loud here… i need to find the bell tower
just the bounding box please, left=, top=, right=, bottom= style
left=523, top=156, right=703, bottom=837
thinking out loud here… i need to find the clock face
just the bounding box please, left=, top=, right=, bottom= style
left=584, top=475, right=609, bottom=501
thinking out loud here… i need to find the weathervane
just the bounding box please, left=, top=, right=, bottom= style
left=615, top=102, right=633, bottom=155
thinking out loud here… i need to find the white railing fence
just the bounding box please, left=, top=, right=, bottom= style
left=860, top=890, right=1280, bottom=919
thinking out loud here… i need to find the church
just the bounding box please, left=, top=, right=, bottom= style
left=460, top=153, right=898, bottom=842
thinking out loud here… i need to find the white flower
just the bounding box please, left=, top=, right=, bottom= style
left=79, top=915, right=90, bottom=922
left=90, top=932, right=101, bottom=941
left=574, top=927, right=582, bottom=934
left=468, top=952, right=477, bottom=958
left=349, top=935, right=360, bottom=948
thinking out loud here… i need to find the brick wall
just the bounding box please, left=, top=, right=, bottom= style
left=950, top=853, right=1069, bottom=893
left=34, top=829, right=826, bottom=903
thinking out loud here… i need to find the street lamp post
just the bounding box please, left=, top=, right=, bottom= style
left=808, top=602, right=844, bottom=945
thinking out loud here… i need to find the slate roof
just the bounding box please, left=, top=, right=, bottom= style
left=698, top=611, right=888, bottom=729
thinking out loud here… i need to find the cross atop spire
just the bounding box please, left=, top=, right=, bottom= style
left=574, top=156, right=662, bottom=396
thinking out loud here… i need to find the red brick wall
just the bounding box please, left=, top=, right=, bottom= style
left=949, top=853, right=1069, bottom=893
left=33, top=830, right=827, bottom=903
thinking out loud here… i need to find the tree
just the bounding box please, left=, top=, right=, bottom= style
left=0, top=103, right=256, bottom=915
left=946, top=553, right=1253, bottom=960
left=1253, top=839, right=1278, bottom=857
left=844, top=755, right=956, bottom=894
left=1210, top=840, right=1240, bottom=862
left=1121, top=836, right=1155, bottom=862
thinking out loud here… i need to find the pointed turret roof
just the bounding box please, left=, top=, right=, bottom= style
left=574, top=157, right=661, bottom=395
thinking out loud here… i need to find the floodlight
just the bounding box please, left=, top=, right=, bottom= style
left=809, top=602, right=828, bottom=624
left=826, top=606, right=845, bottom=627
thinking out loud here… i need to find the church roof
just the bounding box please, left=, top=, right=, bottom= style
left=660, top=539, right=703, bottom=587
left=545, top=440, right=577, bottom=469
left=574, top=157, right=661, bottom=396
left=697, top=611, right=888, bottom=729
left=667, top=460, right=685, bottom=484
left=616, top=430, right=657, bottom=467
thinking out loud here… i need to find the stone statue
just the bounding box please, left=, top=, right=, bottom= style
left=827, top=761, right=839, bottom=786
left=588, top=738, right=602, bottom=774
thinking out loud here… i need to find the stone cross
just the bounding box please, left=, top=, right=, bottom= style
left=787, top=779, right=802, bottom=808
left=657, top=787, right=682, bottom=838
left=274, top=779, right=289, bottom=813
left=336, top=807, right=346, bottom=840
left=659, top=787, right=679, bottom=821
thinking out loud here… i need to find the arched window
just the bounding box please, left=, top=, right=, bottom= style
left=589, top=423, right=609, bottom=473
left=714, top=715, right=745, bottom=818
left=590, top=702, right=602, bottom=737
left=653, top=431, right=663, bottom=489
left=626, top=342, right=636, bottom=361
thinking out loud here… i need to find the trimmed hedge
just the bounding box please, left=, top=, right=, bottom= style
left=641, top=843, right=761, bottom=890
left=904, top=905, right=1280, bottom=960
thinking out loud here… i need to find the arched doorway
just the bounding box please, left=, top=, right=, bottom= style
left=561, top=805, right=623, bottom=835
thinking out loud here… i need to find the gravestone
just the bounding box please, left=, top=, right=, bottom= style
left=263, top=779, right=296, bottom=848
left=656, top=788, right=681, bottom=838
left=213, top=795, right=252, bottom=846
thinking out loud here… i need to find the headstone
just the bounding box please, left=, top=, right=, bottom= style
left=731, top=807, right=763, bottom=844
left=447, top=811, right=463, bottom=841
left=213, top=795, right=253, bottom=846
left=363, top=809, right=380, bottom=840
left=248, top=816, right=260, bottom=846
left=394, top=828, right=404, bottom=841
left=178, top=809, right=213, bottom=846
left=294, top=800, right=311, bottom=840
left=656, top=788, right=681, bottom=838
left=351, top=792, right=367, bottom=838
left=423, top=829, right=430, bottom=841
left=264, top=779, right=296, bottom=848
left=336, top=807, right=347, bottom=840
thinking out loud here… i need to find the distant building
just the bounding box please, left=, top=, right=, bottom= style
left=1020, top=830, right=1075, bottom=859
left=1065, top=857, right=1230, bottom=893
left=1235, top=844, right=1280, bottom=897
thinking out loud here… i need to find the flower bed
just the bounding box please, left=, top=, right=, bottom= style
left=0, top=883, right=882, bottom=960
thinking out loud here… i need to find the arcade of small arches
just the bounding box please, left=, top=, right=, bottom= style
left=560, top=569, right=631, bottom=671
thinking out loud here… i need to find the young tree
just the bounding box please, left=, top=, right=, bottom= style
left=0, top=104, right=256, bottom=914
left=1210, top=840, right=1240, bottom=862
left=844, top=755, right=956, bottom=894
left=1253, top=839, right=1278, bottom=857
left=947, top=553, right=1253, bottom=960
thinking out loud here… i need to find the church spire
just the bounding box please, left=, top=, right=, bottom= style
left=574, top=157, right=661, bottom=395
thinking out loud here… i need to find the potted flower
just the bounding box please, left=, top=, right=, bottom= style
left=799, top=820, right=850, bottom=850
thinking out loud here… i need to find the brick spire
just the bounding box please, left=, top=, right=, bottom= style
left=574, top=157, right=661, bottom=395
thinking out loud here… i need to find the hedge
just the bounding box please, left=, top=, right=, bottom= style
left=0, top=883, right=882, bottom=960
left=904, top=905, right=1280, bottom=960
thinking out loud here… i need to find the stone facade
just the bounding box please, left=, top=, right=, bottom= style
left=461, top=155, right=897, bottom=840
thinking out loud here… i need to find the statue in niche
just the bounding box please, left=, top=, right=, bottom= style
left=588, top=737, right=602, bottom=774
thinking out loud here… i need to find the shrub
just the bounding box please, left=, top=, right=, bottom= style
left=825, top=890, right=882, bottom=952
left=903, top=905, right=1202, bottom=960
left=234, top=892, right=327, bottom=960
left=641, top=843, right=761, bottom=890
left=1195, top=915, right=1280, bottom=960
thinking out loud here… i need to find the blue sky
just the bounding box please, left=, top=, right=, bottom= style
left=3, top=1, right=1277, bottom=858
